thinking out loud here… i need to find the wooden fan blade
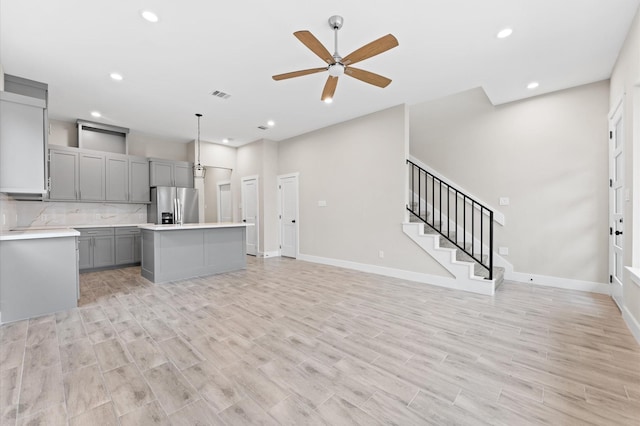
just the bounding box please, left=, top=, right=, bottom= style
left=344, top=67, right=392, bottom=88
left=294, top=31, right=335, bottom=64
left=321, top=76, right=339, bottom=101
left=342, top=34, right=399, bottom=66
left=272, top=67, right=327, bottom=81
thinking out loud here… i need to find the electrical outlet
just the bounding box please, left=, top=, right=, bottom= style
left=499, top=247, right=509, bottom=255
left=378, top=250, right=384, bottom=258
left=318, top=200, right=327, bottom=207
left=499, top=197, right=510, bottom=206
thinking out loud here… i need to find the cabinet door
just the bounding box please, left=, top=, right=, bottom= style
left=129, top=159, right=150, bottom=203
left=115, top=235, right=135, bottom=265
left=49, top=150, right=78, bottom=200
left=150, top=161, right=174, bottom=187
left=79, top=153, right=105, bottom=201
left=174, top=163, right=193, bottom=188
left=106, top=155, right=128, bottom=202
left=133, top=235, right=142, bottom=263
left=0, top=94, right=46, bottom=193
left=92, top=236, right=115, bottom=267
left=78, top=236, right=93, bottom=270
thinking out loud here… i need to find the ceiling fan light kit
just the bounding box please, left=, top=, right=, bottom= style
left=272, top=15, right=398, bottom=102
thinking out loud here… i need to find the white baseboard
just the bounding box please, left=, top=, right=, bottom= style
left=297, top=253, right=495, bottom=295
left=259, top=250, right=280, bottom=258
left=623, top=305, right=640, bottom=345
left=506, top=271, right=609, bottom=295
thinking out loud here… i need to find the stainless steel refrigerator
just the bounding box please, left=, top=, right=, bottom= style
left=148, top=187, right=199, bottom=225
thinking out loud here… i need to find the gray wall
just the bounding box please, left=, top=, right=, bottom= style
left=278, top=104, right=450, bottom=276
left=410, top=81, right=610, bottom=283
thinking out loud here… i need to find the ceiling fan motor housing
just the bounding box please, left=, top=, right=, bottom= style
left=328, top=15, right=344, bottom=30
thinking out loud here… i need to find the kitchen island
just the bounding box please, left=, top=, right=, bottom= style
left=139, top=223, right=249, bottom=283
left=0, top=228, right=80, bottom=323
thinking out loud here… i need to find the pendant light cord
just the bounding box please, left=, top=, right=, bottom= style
left=196, top=113, right=203, bottom=166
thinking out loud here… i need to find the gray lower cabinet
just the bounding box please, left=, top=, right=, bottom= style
left=78, top=227, right=141, bottom=271
left=49, top=149, right=78, bottom=200
left=78, top=228, right=114, bottom=270
left=115, top=227, right=141, bottom=265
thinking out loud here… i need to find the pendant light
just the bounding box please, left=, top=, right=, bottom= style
left=193, top=113, right=206, bottom=178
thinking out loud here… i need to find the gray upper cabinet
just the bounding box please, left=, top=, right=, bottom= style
left=174, top=163, right=194, bottom=188
left=79, top=152, right=105, bottom=201
left=150, top=159, right=193, bottom=188
left=49, top=149, right=78, bottom=200
left=106, top=154, right=129, bottom=202
left=0, top=91, right=47, bottom=194
left=149, top=160, right=174, bottom=187
left=129, top=158, right=150, bottom=203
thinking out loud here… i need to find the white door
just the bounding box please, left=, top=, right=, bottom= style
left=279, top=174, right=299, bottom=258
left=217, top=182, right=232, bottom=222
left=241, top=176, right=259, bottom=256
left=609, top=101, right=625, bottom=309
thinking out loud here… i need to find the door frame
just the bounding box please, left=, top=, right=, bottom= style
left=609, top=95, right=625, bottom=309
left=241, top=175, right=259, bottom=256
left=277, top=172, right=300, bottom=258
left=216, top=180, right=231, bottom=223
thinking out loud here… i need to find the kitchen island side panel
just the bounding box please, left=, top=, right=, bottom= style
left=0, top=236, right=77, bottom=323
left=141, top=227, right=246, bottom=283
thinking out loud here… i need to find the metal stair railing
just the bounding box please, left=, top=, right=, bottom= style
left=407, top=159, right=493, bottom=280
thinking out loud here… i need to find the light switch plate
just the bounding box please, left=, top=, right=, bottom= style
left=499, top=197, right=510, bottom=206
left=499, top=247, right=509, bottom=255
left=318, top=200, right=327, bottom=207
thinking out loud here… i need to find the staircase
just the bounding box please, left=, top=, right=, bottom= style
left=403, top=160, right=504, bottom=295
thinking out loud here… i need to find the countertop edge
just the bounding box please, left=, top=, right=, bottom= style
left=139, top=223, right=252, bottom=231
left=1, top=229, right=81, bottom=241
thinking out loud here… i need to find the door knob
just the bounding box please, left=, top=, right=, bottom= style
left=292, top=220, right=296, bottom=223
left=615, top=230, right=623, bottom=235
left=242, top=219, right=246, bottom=222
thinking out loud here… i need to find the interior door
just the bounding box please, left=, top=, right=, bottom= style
left=242, top=177, right=258, bottom=256
left=279, top=175, right=298, bottom=258
left=218, top=183, right=232, bottom=222
left=609, top=102, right=624, bottom=309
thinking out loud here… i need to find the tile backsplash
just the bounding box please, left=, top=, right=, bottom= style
left=0, top=193, right=18, bottom=231
left=7, top=200, right=147, bottom=228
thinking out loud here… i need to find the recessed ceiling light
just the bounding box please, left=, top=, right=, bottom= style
left=222, top=139, right=229, bottom=144
left=267, top=120, right=275, bottom=127
left=91, top=111, right=101, bottom=118
left=527, top=81, right=539, bottom=89
left=141, top=10, right=159, bottom=23
left=497, top=28, right=513, bottom=39
left=324, top=98, right=333, bottom=104
left=110, top=73, right=123, bottom=81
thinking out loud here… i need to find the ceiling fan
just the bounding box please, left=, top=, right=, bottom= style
left=272, top=15, right=399, bottom=102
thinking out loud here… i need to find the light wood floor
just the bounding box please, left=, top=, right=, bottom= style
left=1, top=257, right=639, bottom=425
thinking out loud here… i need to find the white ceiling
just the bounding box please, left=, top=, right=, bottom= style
left=1, top=0, right=638, bottom=147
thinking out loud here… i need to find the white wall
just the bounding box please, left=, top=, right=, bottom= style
left=410, top=81, right=610, bottom=285
left=610, top=7, right=640, bottom=336
left=277, top=105, right=450, bottom=276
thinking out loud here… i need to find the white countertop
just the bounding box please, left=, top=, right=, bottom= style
left=139, top=222, right=252, bottom=231
left=0, top=228, right=80, bottom=241
left=12, top=223, right=152, bottom=230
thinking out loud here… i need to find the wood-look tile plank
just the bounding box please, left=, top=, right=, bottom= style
left=68, top=401, right=117, bottom=426
left=17, top=365, right=65, bottom=418
left=361, top=391, right=432, bottom=425
left=56, top=319, right=86, bottom=345
left=218, top=397, right=279, bottom=426
left=15, top=403, right=67, bottom=426
left=316, top=395, right=382, bottom=426
left=93, top=338, right=132, bottom=372
left=143, top=362, right=197, bottom=415
left=168, top=399, right=225, bottom=425
left=157, top=336, right=204, bottom=370
left=181, top=361, right=242, bottom=412
left=126, top=337, right=167, bottom=371
left=268, top=395, right=329, bottom=425
left=63, top=364, right=110, bottom=417
left=118, top=400, right=170, bottom=426
left=223, top=362, right=291, bottom=410
left=25, top=320, right=56, bottom=347
left=103, top=363, right=154, bottom=416
left=59, top=338, right=97, bottom=373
